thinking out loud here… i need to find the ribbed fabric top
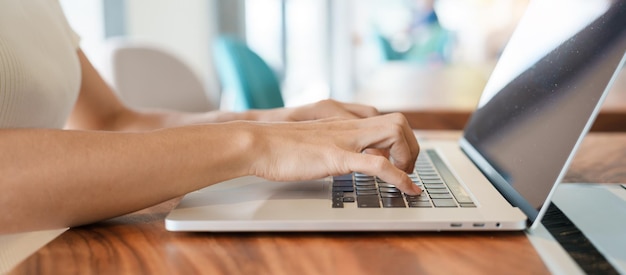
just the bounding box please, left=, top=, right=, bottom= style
left=0, top=0, right=81, bottom=129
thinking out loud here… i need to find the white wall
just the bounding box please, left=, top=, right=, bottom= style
left=125, top=0, right=220, bottom=105
left=60, top=0, right=220, bottom=107
left=59, top=0, right=106, bottom=60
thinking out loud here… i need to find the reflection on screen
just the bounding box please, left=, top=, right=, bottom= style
left=463, top=0, right=626, bottom=221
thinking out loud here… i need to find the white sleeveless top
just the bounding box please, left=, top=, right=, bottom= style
left=0, top=0, right=81, bottom=129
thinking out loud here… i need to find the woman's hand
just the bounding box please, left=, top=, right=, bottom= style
left=249, top=99, right=381, bottom=122
left=245, top=113, right=422, bottom=195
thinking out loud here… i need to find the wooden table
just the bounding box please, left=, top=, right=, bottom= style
left=355, top=62, right=626, bottom=131
left=9, top=131, right=626, bottom=274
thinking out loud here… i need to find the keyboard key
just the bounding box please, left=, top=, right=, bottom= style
left=426, top=150, right=474, bottom=204
left=380, top=192, right=402, bottom=198
left=379, top=187, right=401, bottom=193
left=355, top=174, right=374, bottom=180
left=356, top=185, right=377, bottom=190
left=333, top=174, right=353, bottom=181
left=355, top=180, right=376, bottom=186
left=357, top=190, right=379, bottom=196
left=420, top=175, right=441, bottom=180
left=422, top=179, right=444, bottom=184
left=416, top=170, right=437, bottom=175
left=382, top=197, right=406, bottom=208
left=357, top=195, right=380, bottom=208
left=332, top=201, right=344, bottom=208
left=408, top=201, right=432, bottom=208
left=332, top=181, right=354, bottom=187
left=405, top=195, right=419, bottom=200
left=430, top=193, right=453, bottom=199
left=407, top=194, right=430, bottom=202
left=333, top=186, right=354, bottom=192
left=377, top=183, right=396, bottom=188
left=432, top=199, right=457, bottom=208
left=343, top=196, right=356, bottom=203
left=416, top=170, right=433, bottom=174
left=427, top=189, right=450, bottom=194
left=459, top=202, right=476, bottom=208
left=424, top=183, right=446, bottom=189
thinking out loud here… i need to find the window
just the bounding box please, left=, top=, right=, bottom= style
left=245, top=0, right=331, bottom=106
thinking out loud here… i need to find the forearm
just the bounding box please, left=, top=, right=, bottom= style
left=69, top=49, right=377, bottom=131
left=67, top=106, right=290, bottom=131
left=95, top=101, right=365, bottom=131
left=69, top=97, right=382, bottom=131
left=66, top=49, right=289, bottom=131
left=105, top=109, right=275, bottom=131
left=0, top=122, right=254, bottom=233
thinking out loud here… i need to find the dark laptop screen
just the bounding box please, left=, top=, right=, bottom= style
left=462, top=0, right=626, bottom=222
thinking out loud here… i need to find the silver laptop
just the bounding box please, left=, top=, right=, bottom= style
left=166, top=0, right=626, bottom=232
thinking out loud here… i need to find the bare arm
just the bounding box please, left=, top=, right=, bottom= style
left=65, top=50, right=379, bottom=131
left=65, top=50, right=247, bottom=130
left=1, top=50, right=419, bottom=234
left=1, top=114, right=419, bottom=234
left=1, top=123, right=254, bottom=233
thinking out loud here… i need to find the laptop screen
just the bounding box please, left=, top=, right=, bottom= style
left=461, top=0, right=626, bottom=224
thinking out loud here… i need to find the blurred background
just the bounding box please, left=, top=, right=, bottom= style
left=60, top=0, right=529, bottom=111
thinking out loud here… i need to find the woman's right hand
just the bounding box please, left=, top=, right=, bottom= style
left=245, top=113, right=422, bottom=195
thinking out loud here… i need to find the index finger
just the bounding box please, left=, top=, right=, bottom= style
left=357, top=113, right=420, bottom=173
left=347, top=153, right=422, bottom=195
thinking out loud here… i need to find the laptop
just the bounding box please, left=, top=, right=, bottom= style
left=166, top=0, right=626, bottom=232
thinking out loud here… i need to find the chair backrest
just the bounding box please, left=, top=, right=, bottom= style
left=375, top=32, right=408, bottom=61
left=104, top=39, right=213, bottom=112
left=213, top=36, right=284, bottom=111
left=374, top=22, right=452, bottom=63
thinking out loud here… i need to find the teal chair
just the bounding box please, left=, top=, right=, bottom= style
left=374, top=22, right=452, bottom=63
left=375, top=32, right=409, bottom=61
left=405, top=23, right=452, bottom=63
left=213, top=36, right=284, bottom=111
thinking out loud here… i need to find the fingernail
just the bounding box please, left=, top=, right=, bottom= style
left=412, top=184, right=423, bottom=195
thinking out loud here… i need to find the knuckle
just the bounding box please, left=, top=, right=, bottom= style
left=388, top=112, right=408, bottom=124
left=370, top=156, right=389, bottom=171
left=393, top=157, right=408, bottom=167
left=389, top=124, right=404, bottom=136
left=366, top=106, right=379, bottom=115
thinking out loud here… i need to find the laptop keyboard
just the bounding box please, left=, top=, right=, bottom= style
left=331, top=149, right=476, bottom=208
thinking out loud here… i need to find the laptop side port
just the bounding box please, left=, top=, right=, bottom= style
left=473, top=223, right=486, bottom=227
left=450, top=223, right=463, bottom=228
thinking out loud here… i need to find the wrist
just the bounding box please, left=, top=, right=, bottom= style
left=221, top=121, right=266, bottom=179
left=245, top=108, right=292, bottom=122
left=154, top=121, right=260, bottom=193
left=216, top=121, right=259, bottom=178
left=234, top=122, right=272, bottom=177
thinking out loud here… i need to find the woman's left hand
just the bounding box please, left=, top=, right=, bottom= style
left=252, top=99, right=380, bottom=122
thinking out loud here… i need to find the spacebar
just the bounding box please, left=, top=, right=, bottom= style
left=426, top=150, right=473, bottom=204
